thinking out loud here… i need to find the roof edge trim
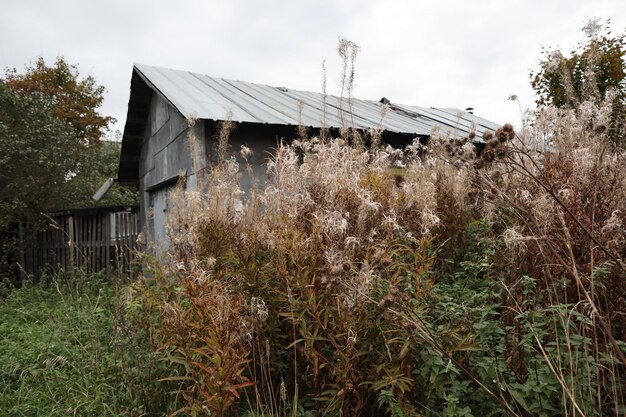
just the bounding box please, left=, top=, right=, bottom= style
left=133, top=64, right=190, bottom=119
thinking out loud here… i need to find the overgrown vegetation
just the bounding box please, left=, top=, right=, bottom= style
left=0, top=270, right=177, bottom=416
left=531, top=19, right=626, bottom=144
left=0, top=57, right=137, bottom=284
left=3, top=27, right=625, bottom=417
left=126, top=48, right=625, bottom=415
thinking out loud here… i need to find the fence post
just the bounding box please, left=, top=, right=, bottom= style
left=68, top=215, right=75, bottom=270
left=18, top=222, right=26, bottom=283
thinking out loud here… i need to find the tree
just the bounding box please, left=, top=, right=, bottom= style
left=0, top=82, right=80, bottom=281
left=0, top=82, right=79, bottom=227
left=4, top=57, right=114, bottom=146
left=65, top=138, right=138, bottom=208
left=531, top=19, right=626, bottom=142
left=0, top=58, right=136, bottom=284
left=1, top=57, right=137, bottom=214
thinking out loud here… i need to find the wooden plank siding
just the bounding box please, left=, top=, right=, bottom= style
left=21, top=207, right=140, bottom=283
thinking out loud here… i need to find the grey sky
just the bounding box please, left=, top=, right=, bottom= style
left=1, top=0, right=625, bottom=134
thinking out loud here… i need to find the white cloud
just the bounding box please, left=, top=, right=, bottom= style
left=1, top=0, right=625, bottom=132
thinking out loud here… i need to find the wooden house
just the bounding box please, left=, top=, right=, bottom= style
left=118, top=64, right=499, bottom=249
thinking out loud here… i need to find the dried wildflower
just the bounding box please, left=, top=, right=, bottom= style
left=483, top=149, right=495, bottom=162
left=382, top=211, right=401, bottom=231
left=421, top=210, right=441, bottom=236
left=487, top=138, right=500, bottom=149
left=602, top=210, right=623, bottom=234
left=483, top=131, right=493, bottom=141
left=347, top=329, right=357, bottom=346
left=250, top=297, right=268, bottom=323
left=600, top=211, right=625, bottom=250
left=280, top=380, right=287, bottom=402
left=316, top=210, right=349, bottom=236
left=496, top=146, right=508, bottom=159
left=240, top=144, right=253, bottom=159
left=377, top=296, right=393, bottom=309
left=406, top=139, right=423, bottom=155
left=502, top=123, right=515, bottom=139
left=503, top=227, right=535, bottom=253
left=495, top=128, right=507, bottom=143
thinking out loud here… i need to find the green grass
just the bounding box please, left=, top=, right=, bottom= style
left=0, top=272, right=172, bottom=417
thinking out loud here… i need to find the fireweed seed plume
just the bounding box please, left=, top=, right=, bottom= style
left=135, top=48, right=625, bottom=416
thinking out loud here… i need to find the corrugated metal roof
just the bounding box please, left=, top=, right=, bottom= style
left=133, top=64, right=500, bottom=139
left=388, top=104, right=501, bottom=142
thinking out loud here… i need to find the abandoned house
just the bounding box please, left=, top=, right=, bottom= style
left=117, top=64, right=500, bottom=249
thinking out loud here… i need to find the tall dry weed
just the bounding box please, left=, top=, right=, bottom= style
left=131, top=54, right=625, bottom=416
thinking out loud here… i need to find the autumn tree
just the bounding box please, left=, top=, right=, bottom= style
left=0, top=82, right=85, bottom=220
left=4, top=57, right=114, bottom=146
left=0, top=58, right=136, bottom=283
left=531, top=19, right=626, bottom=142
left=1, top=57, right=137, bottom=211
left=0, top=82, right=79, bottom=280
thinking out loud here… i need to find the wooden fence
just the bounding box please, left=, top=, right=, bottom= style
left=20, top=207, right=141, bottom=283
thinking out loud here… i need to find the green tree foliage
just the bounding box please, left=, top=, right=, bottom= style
left=1, top=56, right=136, bottom=215
left=64, top=138, right=139, bottom=209
left=4, top=57, right=114, bottom=146
left=0, top=58, right=136, bottom=283
left=531, top=19, right=626, bottom=141
left=0, top=83, right=77, bottom=281
left=0, top=83, right=78, bottom=227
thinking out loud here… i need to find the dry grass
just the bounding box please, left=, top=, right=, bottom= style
left=128, top=47, right=626, bottom=417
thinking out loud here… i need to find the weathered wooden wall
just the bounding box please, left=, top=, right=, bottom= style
left=21, top=208, right=140, bottom=283
left=138, top=93, right=205, bottom=252
left=205, top=121, right=298, bottom=194
left=136, top=95, right=314, bottom=252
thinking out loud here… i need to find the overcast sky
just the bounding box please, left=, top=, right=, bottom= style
left=1, top=0, right=625, bottom=135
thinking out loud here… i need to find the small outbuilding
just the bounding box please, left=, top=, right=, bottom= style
left=118, top=64, right=499, bottom=248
